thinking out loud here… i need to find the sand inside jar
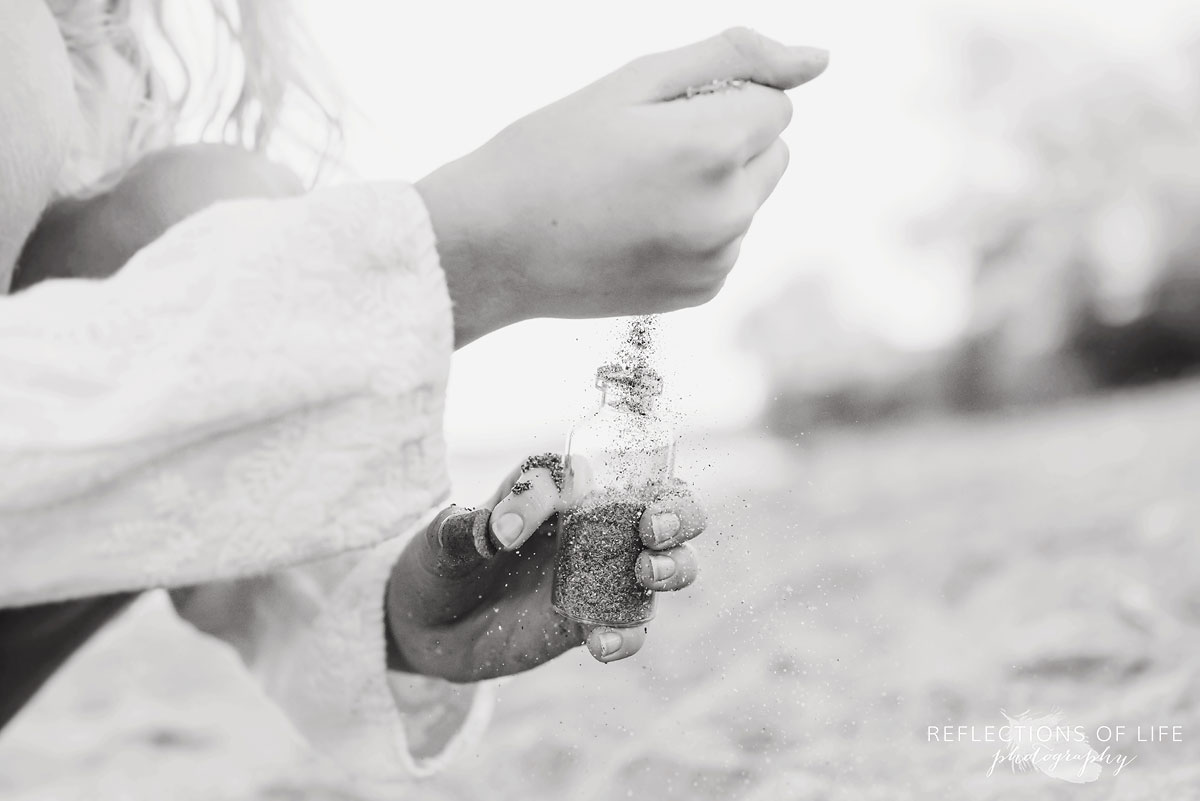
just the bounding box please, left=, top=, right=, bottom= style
left=552, top=497, right=655, bottom=626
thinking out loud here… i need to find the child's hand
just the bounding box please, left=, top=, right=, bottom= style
left=386, top=458, right=707, bottom=681
left=417, top=27, right=829, bottom=346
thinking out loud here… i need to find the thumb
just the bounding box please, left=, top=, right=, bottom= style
left=619, top=28, right=829, bottom=102
left=489, top=454, right=571, bottom=550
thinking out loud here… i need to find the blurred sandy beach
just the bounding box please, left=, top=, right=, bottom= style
left=4, top=379, right=1200, bottom=800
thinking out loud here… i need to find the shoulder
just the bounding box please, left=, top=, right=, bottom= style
left=112, top=144, right=305, bottom=222
left=14, top=145, right=304, bottom=288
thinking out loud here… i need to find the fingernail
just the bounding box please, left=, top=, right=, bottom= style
left=651, top=513, right=680, bottom=545
left=649, top=554, right=676, bottom=582
left=492, top=512, right=524, bottom=548
left=592, top=631, right=623, bottom=658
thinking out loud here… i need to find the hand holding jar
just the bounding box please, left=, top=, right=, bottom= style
left=384, top=368, right=706, bottom=678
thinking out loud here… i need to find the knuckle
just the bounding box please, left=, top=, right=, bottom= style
left=712, top=240, right=742, bottom=273
left=696, top=190, right=755, bottom=245
left=734, top=199, right=758, bottom=233
left=677, top=545, right=701, bottom=579
left=677, top=131, right=740, bottom=174
left=663, top=546, right=700, bottom=589
left=618, top=52, right=684, bottom=101
left=654, top=204, right=701, bottom=252
left=777, top=137, right=791, bottom=169
left=709, top=202, right=755, bottom=248
left=624, top=52, right=655, bottom=73
left=656, top=191, right=748, bottom=256
left=688, top=277, right=727, bottom=307
left=690, top=220, right=737, bottom=254
left=620, top=52, right=659, bottom=86
left=720, top=26, right=763, bottom=60
left=719, top=27, right=779, bottom=82
left=776, top=91, right=795, bottom=129
left=697, top=226, right=741, bottom=259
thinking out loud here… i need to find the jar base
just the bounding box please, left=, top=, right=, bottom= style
left=552, top=602, right=656, bottom=628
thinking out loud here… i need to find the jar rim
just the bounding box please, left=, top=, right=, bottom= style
left=595, top=362, right=663, bottom=395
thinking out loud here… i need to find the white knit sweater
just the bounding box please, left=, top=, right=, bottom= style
left=0, top=181, right=491, bottom=783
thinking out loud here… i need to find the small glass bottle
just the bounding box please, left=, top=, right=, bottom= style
left=551, top=362, right=676, bottom=626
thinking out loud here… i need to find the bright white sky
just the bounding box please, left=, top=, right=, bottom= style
left=301, top=0, right=1200, bottom=447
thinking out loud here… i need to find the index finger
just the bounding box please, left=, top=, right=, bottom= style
left=616, top=28, right=828, bottom=103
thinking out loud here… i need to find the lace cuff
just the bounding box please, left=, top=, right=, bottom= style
left=265, top=532, right=494, bottom=784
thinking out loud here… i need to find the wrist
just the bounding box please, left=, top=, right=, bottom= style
left=416, top=162, right=526, bottom=347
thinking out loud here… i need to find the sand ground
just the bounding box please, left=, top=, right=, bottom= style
left=4, top=381, right=1200, bottom=800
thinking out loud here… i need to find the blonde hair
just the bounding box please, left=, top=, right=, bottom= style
left=47, top=0, right=342, bottom=194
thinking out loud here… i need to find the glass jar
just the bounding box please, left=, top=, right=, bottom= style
left=551, top=363, right=677, bottom=626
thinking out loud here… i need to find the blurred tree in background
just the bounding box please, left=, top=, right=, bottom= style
left=744, top=24, right=1200, bottom=434
left=740, top=275, right=951, bottom=433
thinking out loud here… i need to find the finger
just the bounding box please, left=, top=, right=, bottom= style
left=489, top=453, right=570, bottom=551
left=585, top=625, right=647, bottom=663
left=393, top=506, right=499, bottom=626
left=743, top=137, right=790, bottom=206
left=676, top=84, right=793, bottom=164
left=416, top=458, right=544, bottom=579
left=421, top=505, right=497, bottom=578
left=639, top=482, right=708, bottom=549
left=621, top=28, right=828, bottom=102
left=635, top=543, right=700, bottom=592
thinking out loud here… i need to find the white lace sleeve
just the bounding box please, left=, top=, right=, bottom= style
left=0, top=182, right=453, bottom=606
left=172, top=523, right=495, bottom=785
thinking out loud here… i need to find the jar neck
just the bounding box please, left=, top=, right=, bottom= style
left=599, top=384, right=658, bottom=415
